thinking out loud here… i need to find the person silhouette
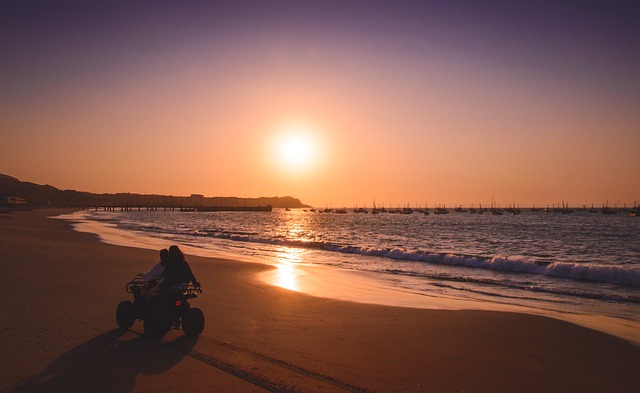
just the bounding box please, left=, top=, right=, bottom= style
left=133, top=248, right=169, bottom=306
left=161, top=245, right=199, bottom=289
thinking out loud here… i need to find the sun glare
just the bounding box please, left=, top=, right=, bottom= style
left=280, top=134, right=311, bottom=165
left=274, top=124, right=318, bottom=172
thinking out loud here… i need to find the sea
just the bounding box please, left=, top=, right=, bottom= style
left=60, top=208, right=640, bottom=322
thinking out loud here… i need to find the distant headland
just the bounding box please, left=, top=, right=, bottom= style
left=0, top=174, right=310, bottom=210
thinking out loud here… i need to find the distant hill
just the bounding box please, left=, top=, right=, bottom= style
left=0, top=174, right=310, bottom=209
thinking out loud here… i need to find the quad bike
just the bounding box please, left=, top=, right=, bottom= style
left=116, top=277, right=205, bottom=339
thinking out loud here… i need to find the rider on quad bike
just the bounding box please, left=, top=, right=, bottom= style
left=116, top=246, right=204, bottom=338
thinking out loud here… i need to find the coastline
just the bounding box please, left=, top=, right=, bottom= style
left=1, top=208, right=639, bottom=392
left=61, top=209, right=640, bottom=345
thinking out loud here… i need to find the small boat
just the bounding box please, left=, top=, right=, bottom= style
left=601, top=207, right=617, bottom=214
left=601, top=200, right=616, bottom=214
left=434, top=206, right=449, bottom=214
left=559, top=201, right=574, bottom=214
left=402, top=206, right=414, bottom=214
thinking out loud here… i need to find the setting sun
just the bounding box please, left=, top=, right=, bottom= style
left=273, top=124, right=319, bottom=173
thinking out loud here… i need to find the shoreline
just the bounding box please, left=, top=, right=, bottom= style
left=2, top=208, right=639, bottom=392
left=59, top=209, right=640, bottom=345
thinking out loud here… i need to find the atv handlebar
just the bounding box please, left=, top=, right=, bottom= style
left=126, top=277, right=146, bottom=293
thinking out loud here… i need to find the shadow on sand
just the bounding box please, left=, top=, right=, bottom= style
left=8, top=329, right=198, bottom=393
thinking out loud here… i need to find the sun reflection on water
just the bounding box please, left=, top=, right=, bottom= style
left=273, top=246, right=307, bottom=291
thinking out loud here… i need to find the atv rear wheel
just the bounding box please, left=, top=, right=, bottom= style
left=182, top=307, right=205, bottom=336
left=116, top=300, right=136, bottom=329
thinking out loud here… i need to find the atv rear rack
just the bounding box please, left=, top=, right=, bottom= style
left=125, top=277, right=202, bottom=294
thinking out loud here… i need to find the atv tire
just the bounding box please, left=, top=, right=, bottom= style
left=116, top=300, right=136, bottom=329
left=182, top=307, right=205, bottom=337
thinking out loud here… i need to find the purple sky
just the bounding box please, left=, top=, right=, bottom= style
left=2, top=1, right=639, bottom=207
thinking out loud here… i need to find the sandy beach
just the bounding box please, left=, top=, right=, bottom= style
left=1, top=209, right=639, bottom=393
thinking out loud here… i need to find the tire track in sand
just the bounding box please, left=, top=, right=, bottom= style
left=130, top=328, right=372, bottom=393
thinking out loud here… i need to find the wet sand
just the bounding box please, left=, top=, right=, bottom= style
left=1, top=209, right=639, bottom=392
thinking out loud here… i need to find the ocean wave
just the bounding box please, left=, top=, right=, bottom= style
left=323, top=245, right=640, bottom=288
left=427, top=280, right=640, bottom=304
left=544, top=262, right=640, bottom=286
left=219, top=231, right=640, bottom=288
left=383, top=269, right=640, bottom=304
left=108, top=217, right=640, bottom=288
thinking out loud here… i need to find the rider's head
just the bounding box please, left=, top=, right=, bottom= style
left=169, top=245, right=185, bottom=264
left=159, top=248, right=170, bottom=265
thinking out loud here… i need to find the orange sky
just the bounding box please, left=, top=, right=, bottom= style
left=2, top=1, right=639, bottom=208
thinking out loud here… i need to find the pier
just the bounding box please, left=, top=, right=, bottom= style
left=80, top=205, right=273, bottom=212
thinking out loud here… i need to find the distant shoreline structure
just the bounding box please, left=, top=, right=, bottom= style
left=80, top=205, right=273, bottom=212
left=0, top=173, right=306, bottom=210
left=194, top=205, right=272, bottom=212
left=2, top=173, right=637, bottom=214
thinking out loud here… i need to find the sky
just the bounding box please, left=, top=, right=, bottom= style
left=1, top=0, right=639, bottom=208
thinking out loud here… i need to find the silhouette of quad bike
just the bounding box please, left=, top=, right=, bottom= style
left=116, top=277, right=205, bottom=338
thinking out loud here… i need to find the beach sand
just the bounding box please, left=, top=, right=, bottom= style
left=1, top=209, right=638, bottom=392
